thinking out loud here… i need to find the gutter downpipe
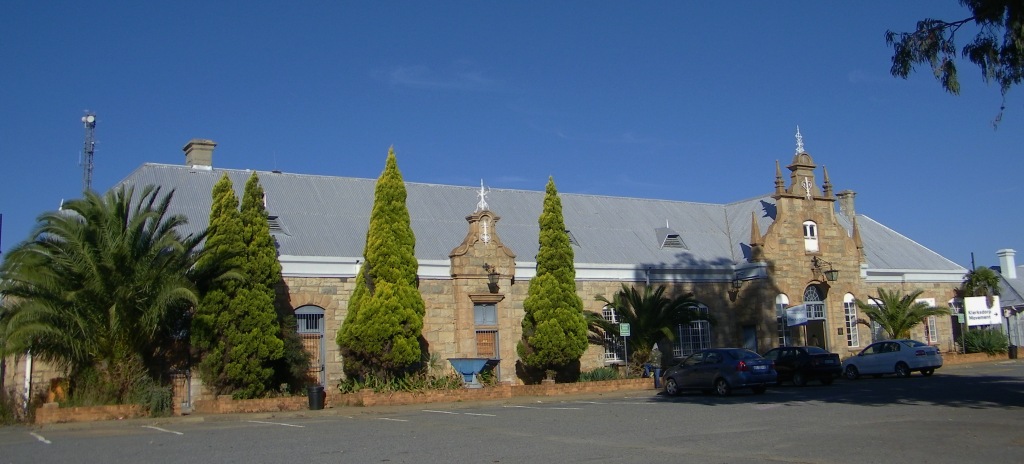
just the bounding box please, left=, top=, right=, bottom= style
left=23, top=350, right=31, bottom=412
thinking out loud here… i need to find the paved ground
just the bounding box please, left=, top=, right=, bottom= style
left=2, top=359, right=1022, bottom=463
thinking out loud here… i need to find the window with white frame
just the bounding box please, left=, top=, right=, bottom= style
left=916, top=298, right=938, bottom=345
left=601, top=305, right=624, bottom=362
left=673, top=305, right=711, bottom=357
left=802, top=220, right=819, bottom=252
left=843, top=293, right=860, bottom=348
left=804, top=285, right=825, bottom=319
left=925, top=316, right=939, bottom=345
left=776, top=294, right=791, bottom=346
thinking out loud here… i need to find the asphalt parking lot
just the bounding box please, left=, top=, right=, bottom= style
left=2, top=360, right=1022, bottom=464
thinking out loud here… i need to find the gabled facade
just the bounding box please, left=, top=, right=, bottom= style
left=3, top=131, right=970, bottom=404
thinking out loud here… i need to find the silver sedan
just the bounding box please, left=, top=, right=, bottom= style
left=842, top=339, right=943, bottom=379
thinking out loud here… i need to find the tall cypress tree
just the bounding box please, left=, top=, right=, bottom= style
left=238, top=173, right=300, bottom=391
left=194, top=174, right=245, bottom=394
left=337, top=147, right=425, bottom=380
left=196, top=173, right=285, bottom=399
left=517, top=176, right=587, bottom=380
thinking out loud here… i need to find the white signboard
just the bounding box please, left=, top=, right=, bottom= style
left=619, top=322, right=631, bottom=337
left=964, top=296, right=1002, bottom=326
left=786, top=304, right=808, bottom=327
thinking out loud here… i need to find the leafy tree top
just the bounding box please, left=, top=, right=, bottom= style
left=887, top=0, right=1024, bottom=125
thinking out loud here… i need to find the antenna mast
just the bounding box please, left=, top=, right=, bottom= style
left=81, top=112, right=97, bottom=192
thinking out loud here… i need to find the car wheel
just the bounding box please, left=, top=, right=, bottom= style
left=844, top=365, right=860, bottom=380
left=665, top=377, right=680, bottom=396
left=751, top=386, right=767, bottom=394
left=895, top=362, right=911, bottom=378
left=820, top=376, right=834, bottom=386
left=714, top=378, right=732, bottom=396
left=793, top=371, right=808, bottom=386
left=921, top=368, right=935, bottom=377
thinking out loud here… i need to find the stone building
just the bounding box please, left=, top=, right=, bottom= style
left=2, top=131, right=969, bottom=405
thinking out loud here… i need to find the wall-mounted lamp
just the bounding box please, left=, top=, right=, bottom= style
left=484, top=264, right=500, bottom=292
left=731, top=278, right=744, bottom=290
left=811, top=256, right=839, bottom=282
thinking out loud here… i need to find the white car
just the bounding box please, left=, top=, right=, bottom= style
left=843, top=339, right=943, bottom=379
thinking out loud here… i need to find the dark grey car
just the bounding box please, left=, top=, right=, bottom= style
left=662, top=348, right=777, bottom=396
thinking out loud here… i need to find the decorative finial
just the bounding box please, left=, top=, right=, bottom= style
left=475, top=179, right=490, bottom=212
left=795, top=126, right=805, bottom=154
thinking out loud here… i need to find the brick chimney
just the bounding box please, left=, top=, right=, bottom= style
left=836, top=190, right=856, bottom=218
left=998, top=249, right=1017, bottom=279
left=183, top=139, right=216, bottom=168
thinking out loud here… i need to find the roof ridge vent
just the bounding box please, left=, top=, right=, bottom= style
left=656, top=226, right=687, bottom=249
left=565, top=229, right=580, bottom=247
left=267, top=215, right=287, bottom=235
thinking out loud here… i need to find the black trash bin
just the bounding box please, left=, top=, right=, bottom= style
left=1010, top=345, right=1018, bottom=359
left=307, top=385, right=325, bottom=410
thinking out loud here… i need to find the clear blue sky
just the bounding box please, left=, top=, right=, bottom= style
left=2, top=1, right=1021, bottom=270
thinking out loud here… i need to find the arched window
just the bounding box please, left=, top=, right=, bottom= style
left=843, top=293, right=860, bottom=348
left=673, top=304, right=711, bottom=357
left=776, top=294, right=790, bottom=346
left=804, top=285, right=825, bottom=319
left=802, top=220, right=819, bottom=252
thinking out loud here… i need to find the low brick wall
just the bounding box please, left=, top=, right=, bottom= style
left=35, top=404, right=146, bottom=425
left=942, top=352, right=1006, bottom=365
left=192, top=395, right=309, bottom=415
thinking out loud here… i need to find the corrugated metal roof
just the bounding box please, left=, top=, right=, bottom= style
left=115, top=163, right=963, bottom=273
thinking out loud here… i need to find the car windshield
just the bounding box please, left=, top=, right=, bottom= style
left=805, top=346, right=827, bottom=354
left=901, top=340, right=927, bottom=348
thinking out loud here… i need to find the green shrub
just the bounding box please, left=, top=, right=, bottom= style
left=337, top=370, right=462, bottom=394
left=962, top=328, right=1009, bottom=355
left=579, top=367, right=620, bottom=382
left=131, top=383, right=173, bottom=417
left=0, top=388, right=18, bottom=425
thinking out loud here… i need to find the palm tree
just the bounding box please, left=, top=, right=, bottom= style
left=0, top=185, right=221, bottom=402
left=960, top=267, right=1001, bottom=307
left=592, top=284, right=709, bottom=374
left=855, top=288, right=950, bottom=340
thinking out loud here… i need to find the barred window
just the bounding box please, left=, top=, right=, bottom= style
left=601, top=305, right=624, bottom=363
left=673, top=305, right=711, bottom=357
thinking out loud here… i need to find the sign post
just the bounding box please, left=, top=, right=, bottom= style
left=619, top=322, right=631, bottom=367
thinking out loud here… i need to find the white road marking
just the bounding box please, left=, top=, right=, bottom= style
left=423, top=409, right=496, bottom=417
left=504, top=405, right=581, bottom=410
left=247, top=420, right=304, bottom=428
left=378, top=418, right=409, bottom=422
left=142, top=425, right=184, bottom=435
left=29, top=432, right=51, bottom=444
